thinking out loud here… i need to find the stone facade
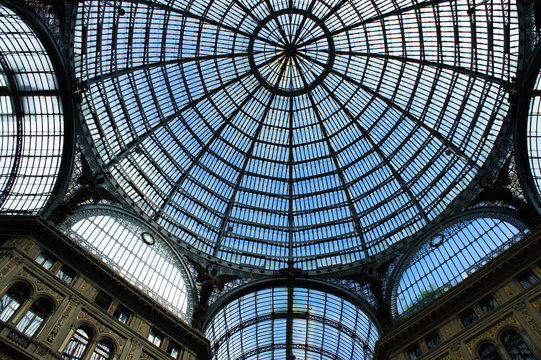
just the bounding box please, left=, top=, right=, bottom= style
left=375, top=229, right=541, bottom=360
left=0, top=217, right=210, bottom=360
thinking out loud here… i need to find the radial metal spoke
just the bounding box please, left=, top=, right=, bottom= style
left=104, top=52, right=283, bottom=169
left=320, top=0, right=350, bottom=22
left=287, top=96, right=294, bottom=259
left=262, top=0, right=290, bottom=45
left=104, top=73, right=250, bottom=169
left=296, top=51, right=480, bottom=169
left=297, top=0, right=453, bottom=49
left=153, top=83, right=263, bottom=220
left=212, top=92, right=277, bottom=256
left=85, top=52, right=251, bottom=85
left=330, top=50, right=510, bottom=86
left=319, top=81, right=431, bottom=224
left=291, top=0, right=319, bottom=44
left=123, top=0, right=284, bottom=48
left=293, top=56, right=368, bottom=257
left=231, top=0, right=263, bottom=23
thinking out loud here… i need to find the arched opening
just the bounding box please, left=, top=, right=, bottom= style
left=501, top=329, right=536, bottom=360
left=62, top=326, right=93, bottom=360
left=64, top=206, right=194, bottom=322
left=479, top=343, right=503, bottom=360
left=394, top=211, right=528, bottom=318
left=205, top=284, right=379, bottom=360
left=90, top=339, right=114, bottom=360
left=15, top=297, right=53, bottom=337
left=0, top=282, right=30, bottom=322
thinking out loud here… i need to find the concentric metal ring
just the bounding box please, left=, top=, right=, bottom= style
left=248, top=9, right=335, bottom=96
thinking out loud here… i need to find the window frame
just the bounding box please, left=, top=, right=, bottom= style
left=148, top=329, right=164, bottom=348
left=61, top=326, right=93, bottom=360
left=14, top=297, right=53, bottom=337
left=460, top=308, right=479, bottom=328
left=0, top=283, right=30, bottom=323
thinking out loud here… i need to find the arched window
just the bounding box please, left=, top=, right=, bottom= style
left=62, top=327, right=92, bottom=360
left=66, top=209, right=193, bottom=321
left=15, top=297, right=52, bottom=337
left=394, top=214, right=528, bottom=318
left=479, top=344, right=503, bottom=360
left=501, top=330, right=536, bottom=360
left=90, top=340, right=113, bottom=360
left=0, top=282, right=30, bottom=322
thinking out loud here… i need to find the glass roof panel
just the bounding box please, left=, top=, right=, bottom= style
left=74, top=0, right=519, bottom=270
left=0, top=4, right=64, bottom=213
left=528, top=62, right=541, bottom=196
left=205, top=286, right=379, bottom=360
left=394, top=214, right=528, bottom=319
left=65, top=207, right=194, bottom=322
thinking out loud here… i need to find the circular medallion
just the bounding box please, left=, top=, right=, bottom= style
left=248, top=9, right=335, bottom=96
left=141, top=232, right=156, bottom=245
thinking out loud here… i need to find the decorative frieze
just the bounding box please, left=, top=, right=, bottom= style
left=0, top=260, right=16, bottom=282
left=18, top=270, right=63, bottom=303
left=76, top=311, right=126, bottom=349
left=465, top=316, right=520, bottom=353
left=45, top=299, right=76, bottom=343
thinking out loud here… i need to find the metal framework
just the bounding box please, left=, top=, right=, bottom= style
left=203, top=281, right=379, bottom=360
left=73, top=0, right=519, bottom=271
left=388, top=207, right=529, bottom=319
left=64, top=204, right=196, bottom=322
left=516, top=40, right=541, bottom=212
left=0, top=0, right=74, bottom=214
left=3, top=0, right=540, bottom=358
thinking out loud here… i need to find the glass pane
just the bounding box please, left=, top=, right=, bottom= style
left=65, top=209, right=193, bottom=322
left=502, top=331, right=536, bottom=360
left=0, top=4, right=65, bottom=213
left=0, top=294, right=20, bottom=322
left=62, top=328, right=91, bottom=360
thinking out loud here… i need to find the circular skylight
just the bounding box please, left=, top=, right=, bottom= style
left=74, top=0, right=519, bottom=271
left=248, top=9, right=335, bottom=96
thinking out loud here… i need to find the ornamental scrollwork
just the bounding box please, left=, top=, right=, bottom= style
left=466, top=316, right=520, bottom=353
left=45, top=299, right=76, bottom=343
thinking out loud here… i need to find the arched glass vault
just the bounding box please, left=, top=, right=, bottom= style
left=0, top=0, right=541, bottom=360
left=517, top=38, right=541, bottom=213
left=204, top=280, right=380, bottom=360
left=0, top=0, right=74, bottom=214
left=64, top=205, right=195, bottom=322
left=73, top=0, right=519, bottom=271
left=390, top=208, right=529, bottom=319
left=3, top=0, right=540, bottom=359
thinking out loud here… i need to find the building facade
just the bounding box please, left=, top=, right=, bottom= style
left=1, top=0, right=541, bottom=359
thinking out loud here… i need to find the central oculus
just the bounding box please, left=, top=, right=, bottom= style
left=248, top=9, right=335, bottom=96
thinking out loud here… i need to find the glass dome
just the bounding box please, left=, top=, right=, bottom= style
left=74, top=0, right=519, bottom=270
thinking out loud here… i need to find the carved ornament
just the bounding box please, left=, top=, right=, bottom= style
left=18, top=270, right=63, bottom=303
left=76, top=311, right=126, bottom=349
left=0, top=260, right=16, bottom=281
left=466, top=316, right=519, bottom=353
left=46, top=299, right=76, bottom=343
